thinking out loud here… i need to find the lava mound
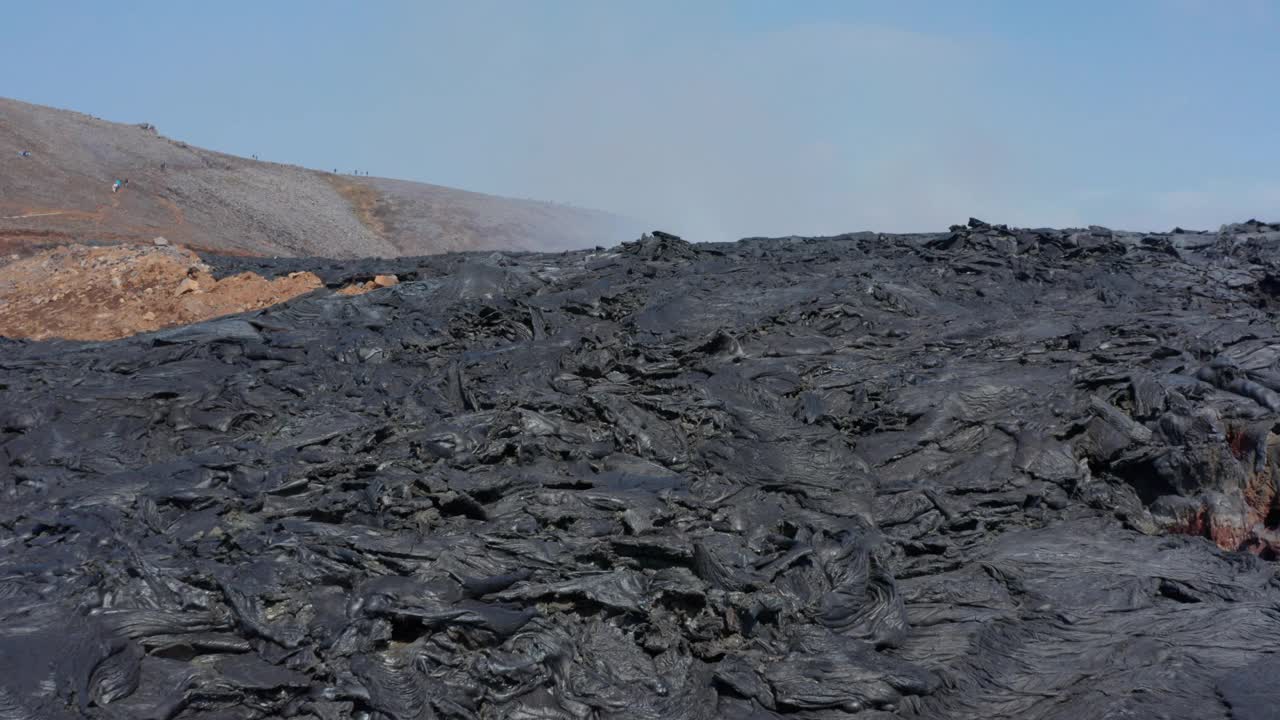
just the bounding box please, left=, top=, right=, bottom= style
left=4, top=223, right=1280, bottom=718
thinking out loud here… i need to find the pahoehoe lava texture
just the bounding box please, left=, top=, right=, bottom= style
left=5, top=219, right=1280, bottom=718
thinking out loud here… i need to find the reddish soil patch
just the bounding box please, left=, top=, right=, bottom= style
left=337, top=273, right=399, bottom=296
left=0, top=244, right=322, bottom=341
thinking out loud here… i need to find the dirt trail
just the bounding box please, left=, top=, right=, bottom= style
left=0, top=211, right=67, bottom=220
left=158, top=196, right=186, bottom=227
left=323, top=174, right=390, bottom=241
left=0, top=243, right=323, bottom=341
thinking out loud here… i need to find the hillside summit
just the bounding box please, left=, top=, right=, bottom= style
left=0, top=97, right=644, bottom=258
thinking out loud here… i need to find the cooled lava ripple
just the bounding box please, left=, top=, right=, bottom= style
left=5, top=220, right=1280, bottom=718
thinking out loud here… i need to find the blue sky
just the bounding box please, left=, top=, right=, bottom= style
left=4, top=1, right=1279, bottom=239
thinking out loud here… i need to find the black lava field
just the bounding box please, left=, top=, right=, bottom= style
left=6, top=220, right=1280, bottom=720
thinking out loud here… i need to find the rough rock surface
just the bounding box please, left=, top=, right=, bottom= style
left=4, top=221, right=1280, bottom=718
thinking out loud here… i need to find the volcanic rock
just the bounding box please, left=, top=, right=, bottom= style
left=2, top=221, right=1280, bottom=718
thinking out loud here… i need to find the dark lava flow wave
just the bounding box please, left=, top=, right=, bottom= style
left=5, top=220, right=1280, bottom=719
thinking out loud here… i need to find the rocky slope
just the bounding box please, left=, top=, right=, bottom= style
left=0, top=97, right=644, bottom=258
left=3, top=221, right=1280, bottom=718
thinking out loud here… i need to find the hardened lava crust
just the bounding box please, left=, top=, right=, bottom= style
left=4, top=220, right=1280, bottom=719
